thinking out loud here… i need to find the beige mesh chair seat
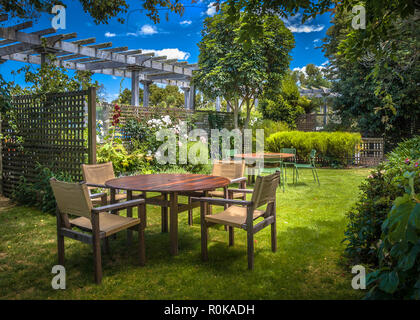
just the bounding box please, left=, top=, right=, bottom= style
left=205, top=206, right=265, bottom=228
left=50, top=178, right=146, bottom=284
left=192, top=172, right=280, bottom=270
left=188, top=160, right=247, bottom=225
left=70, top=212, right=140, bottom=237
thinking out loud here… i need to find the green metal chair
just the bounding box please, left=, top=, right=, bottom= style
left=259, top=156, right=285, bottom=192
left=293, top=149, right=320, bottom=185
left=280, top=147, right=296, bottom=183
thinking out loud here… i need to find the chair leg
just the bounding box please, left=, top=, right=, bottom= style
left=138, top=204, right=146, bottom=266
left=314, top=168, right=320, bottom=185
left=91, top=215, right=102, bottom=284
left=200, top=202, right=209, bottom=261
left=188, top=197, right=193, bottom=226
left=311, top=167, right=316, bottom=182
left=228, top=227, right=234, bottom=246
left=271, top=219, right=277, bottom=253
left=57, top=233, right=65, bottom=265
left=247, top=230, right=254, bottom=270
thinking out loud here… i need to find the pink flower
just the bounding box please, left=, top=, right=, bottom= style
left=405, top=158, right=410, bottom=164
left=415, top=162, right=419, bottom=168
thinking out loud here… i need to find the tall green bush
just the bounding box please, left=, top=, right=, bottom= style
left=342, top=136, right=420, bottom=299
left=266, top=131, right=361, bottom=165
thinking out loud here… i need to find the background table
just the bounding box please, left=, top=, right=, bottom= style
left=106, top=174, right=230, bottom=255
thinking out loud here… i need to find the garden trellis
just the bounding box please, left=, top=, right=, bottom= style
left=0, top=15, right=198, bottom=108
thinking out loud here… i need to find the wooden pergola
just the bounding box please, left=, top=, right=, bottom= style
left=0, top=15, right=198, bottom=108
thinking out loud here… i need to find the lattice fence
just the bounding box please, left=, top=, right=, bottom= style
left=1, top=89, right=96, bottom=197
left=101, top=102, right=234, bottom=138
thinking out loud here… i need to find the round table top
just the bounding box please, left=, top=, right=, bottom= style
left=234, top=152, right=294, bottom=159
left=105, top=174, right=231, bottom=193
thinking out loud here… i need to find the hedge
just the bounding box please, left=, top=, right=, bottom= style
left=266, top=131, right=362, bottom=166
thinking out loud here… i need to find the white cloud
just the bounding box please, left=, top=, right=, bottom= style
left=206, top=3, right=217, bottom=16
left=287, top=24, right=324, bottom=33
left=141, top=48, right=191, bottom=60
left=105, top=32, right=116, bottom=38
left=313, top=38, right=321, bottom=43
left=180, top=20, right=192, bottom=26
left=127, top=24, right=158, bottom=37
left=139, top=24, right=158, bottom=35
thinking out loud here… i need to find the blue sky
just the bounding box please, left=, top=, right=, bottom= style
left=0, top=0, right=332, bottom=101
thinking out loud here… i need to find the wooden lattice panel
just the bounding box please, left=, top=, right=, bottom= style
left=1, top=90, right=90, bottom=197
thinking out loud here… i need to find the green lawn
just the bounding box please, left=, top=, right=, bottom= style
left=0, top=168, right=370, bottom=299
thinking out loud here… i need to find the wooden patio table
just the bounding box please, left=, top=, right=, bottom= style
left=234, top=153, right=295, bottom=183
left=105, top=174, right=230, bottom=255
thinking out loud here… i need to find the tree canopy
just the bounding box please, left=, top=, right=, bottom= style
left=324, top=7, right=419, bottom=150
left=194, top=4, right=294, bottom=128
left=0, top=0, right=186, bottom=24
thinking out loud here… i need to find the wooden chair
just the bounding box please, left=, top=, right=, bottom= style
left=187, top=160, right=247, bottom=225
left=192, top=172, right=280, bottom=270
left=50, top=178, right=146, bottom=284
left=81, top=162, right=128, bottom=206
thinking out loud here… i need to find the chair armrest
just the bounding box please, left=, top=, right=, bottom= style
left=228, top=188, right=253, bottom=194
left=90, top=192, right=107, bottom=200
left=86, top=183, right=108, bottom=189
left=230, top=177, right=247, bottom=184
left=191, top=197, right=252, bottom=207
left=92, top=198, right=145, bottom=213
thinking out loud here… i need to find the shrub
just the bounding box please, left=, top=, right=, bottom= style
left=12, top=164, right=73, bottom=213
left=343, top=164, right=401, bottom=265
left=365, top=164, right=420, bottom=299
left=266, top=131, right=361, bottom=165
left=342, top=136, right=420, bottom=299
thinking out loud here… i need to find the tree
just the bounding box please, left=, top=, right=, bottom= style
left=217, top=1, right=419, bottom=57
left=292, top=64, right=331, bottom=89
left=112, top=84, right=184, bottom=107
left=259, top=74, right=307, bottom=126
left=10, top=55, right=98, bottom=95
left=0, top=0, right=187, bottom=24
left=194, top=4, right=294, bottom=128
left=323, top=8, right=420, bottom=150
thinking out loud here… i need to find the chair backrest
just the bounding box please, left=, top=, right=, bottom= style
left=280, top=148, right=296, bottom=155
left=309, top=149, right=317, bottom=165
left=250, top=172, right=280, bottom=212
left=81, top=162, right=115, bottom=188
left=212, top=160, right=245, bottom=181
left=50, top=179, right=93, bottom=218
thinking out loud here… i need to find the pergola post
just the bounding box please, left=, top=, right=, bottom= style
left=141, top=80, right=152, bottom=108
left=87, top=86, right=97, bottom=164
left=215, top=96, right=221, bottom=111
left=181, top=87, right=190, bottom=110
left=189, top=84, right=195, bottom=110
left=130, top=69, right=140, bottom=106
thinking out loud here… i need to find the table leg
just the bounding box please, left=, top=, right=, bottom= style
left=110, top=188, right=116, bottom=214
left=126, top=190, right=133, bottom=245
left=161, top=193, right=168, bottom=233
left=141, top=191, right=147, bottom=227
left=170, top=192, right=178, bottom=255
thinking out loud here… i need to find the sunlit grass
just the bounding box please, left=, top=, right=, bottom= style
left=0, top=168, right=370, bottom=299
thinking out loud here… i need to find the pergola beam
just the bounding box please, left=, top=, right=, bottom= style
left=0, top=22, right=195, bottom=85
